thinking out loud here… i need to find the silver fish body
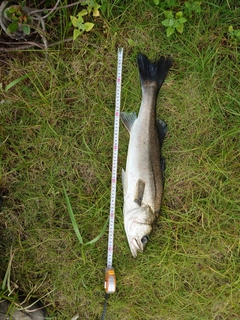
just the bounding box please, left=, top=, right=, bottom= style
left=121, top=53, right=172, bottom=257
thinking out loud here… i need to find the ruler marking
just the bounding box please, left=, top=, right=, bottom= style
left=106, top=48, right=123, bottom=269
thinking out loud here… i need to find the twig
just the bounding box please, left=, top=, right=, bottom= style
left=0, top=2, right=9, bottom=36
left=48, top=37, right=73, bottom=47
left=0, top=42, right=45, bottom=51
left=31, top=16, right=48, bottom=52
left=31, top=0, right=61, bottom=20
left=0, top=37, right=74, bottom=51
left=30, top=1, right=84, bottom=17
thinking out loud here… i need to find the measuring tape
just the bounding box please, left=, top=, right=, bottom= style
left=104, top=48, right=124, bottom=294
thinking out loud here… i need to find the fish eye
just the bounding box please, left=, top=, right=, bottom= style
left=141, top=235, right=149, bottom=245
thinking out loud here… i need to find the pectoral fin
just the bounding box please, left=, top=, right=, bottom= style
left=121, top=112, right=137, bottom=133
left=134, top=179, right=145, bottom=206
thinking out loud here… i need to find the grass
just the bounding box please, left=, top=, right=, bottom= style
left=0, top=0, right=240, bottom=319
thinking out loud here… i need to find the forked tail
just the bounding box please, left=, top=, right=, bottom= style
left=137, top=53, right=172, bottom=94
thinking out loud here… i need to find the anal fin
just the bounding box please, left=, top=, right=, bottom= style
left=157, top=119, right=167, bottom=145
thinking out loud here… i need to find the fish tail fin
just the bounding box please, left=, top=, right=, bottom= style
left=137, top=53, right=172, bottom=93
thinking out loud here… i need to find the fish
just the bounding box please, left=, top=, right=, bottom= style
left=121, top=53, right=172, bottom=257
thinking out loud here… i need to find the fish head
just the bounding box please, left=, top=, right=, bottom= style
left=124, top=204, right=155, bottom=258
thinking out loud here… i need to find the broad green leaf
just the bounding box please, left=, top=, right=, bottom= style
left=166, top=26, right=175, bottom=37
left=78, top=9, right=88, bottom=17
left=176, top=23, right=184, bottom=34
left=78, top=16, right=84, bottom=24
left=94, top=3, right=101, bottom=10
left=22, top=24, right=30, bottom=35
left=70, top=16, right=79, bottom=27
left=162, top=19, right=171, bottom=27
left=128, top=38, right=137, bottom=46
left=153, top=0, right=160, bottom=5
left=7, top=21, right=18, bottom=33
left=93, top=8, right=100, bottom=17
left=168, top=18, right=174, bottom=27
left=11, top=15, right=20, bottom=21
left=84, top=22, right=94, bottom=32
left=173, top=20, right=180, bottom=28
left=5, top=10, right=12, bottom=18
left=163, top=10, right=173, bottom=19
left=176, top=11, right=183, bottom=18
left=73, top=28, right=82, bottom=40
left=70, top=15, right=84, bottom=26
left=78, top=22, right=86, bottom=29
left=7, top=6, right=19, bottom=14
left=179, top=17, right=187, bottom=24
left=228, top=25, right=233, bottom=33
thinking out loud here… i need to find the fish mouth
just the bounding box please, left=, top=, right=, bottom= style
left=131, top=238, right=142, bottom=258
left=131, top=236, right=149, bottom=258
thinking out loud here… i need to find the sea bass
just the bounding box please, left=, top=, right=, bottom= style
left=121, top=53, right=172, bottom=258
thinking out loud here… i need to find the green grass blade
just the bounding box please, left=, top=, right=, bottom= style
left=2, top=248, right=14, bottom=291
left=62, top=183, right=83, bottom=245
left=5, top=73, right=32, bottom=92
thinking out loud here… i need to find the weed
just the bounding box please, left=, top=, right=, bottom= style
left=228, top=25, right=240, bottom=45
left=154, top=0, right=202, bottom=37
left=4, top=1, right=31, bottom=35
left=162, top=10, right=187, bottom=37
left=70, top=0, right=104, bottom=40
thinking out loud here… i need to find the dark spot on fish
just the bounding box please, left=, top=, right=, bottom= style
left=134, top=179, right=145, bottom=206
